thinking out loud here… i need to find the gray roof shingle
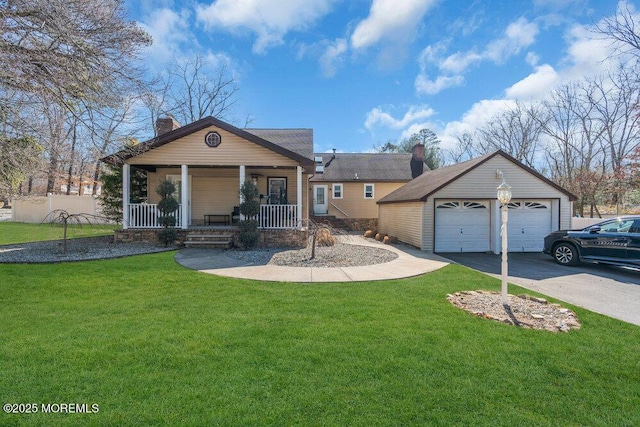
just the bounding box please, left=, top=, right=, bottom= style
left=310, top=152, right=414, bottom=182
left=245, top=128, right=314, bottom=160
left=378, top=150, right=577, bottom=204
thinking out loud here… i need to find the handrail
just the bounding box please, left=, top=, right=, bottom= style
left=330, top=203, right=349, bottom=218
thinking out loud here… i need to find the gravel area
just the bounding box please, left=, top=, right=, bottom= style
left=0, top=236, right=174, bottom=263
left=447, top=290, right=581, bottom=332
left=224, top=239, right=399, bottom=267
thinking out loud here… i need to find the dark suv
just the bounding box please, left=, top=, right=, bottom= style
left=543, top=216, right=640, bottom=267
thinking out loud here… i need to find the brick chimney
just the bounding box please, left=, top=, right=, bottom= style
left=155, top=115, right=181, bottom=136
left=410, top=144, right=425, bottom=178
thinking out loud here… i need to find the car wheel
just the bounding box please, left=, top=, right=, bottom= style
left=553, top=242, right=579, bottom=266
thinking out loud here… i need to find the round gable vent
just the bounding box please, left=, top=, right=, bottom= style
left=205, top=131, right=221, bottom=148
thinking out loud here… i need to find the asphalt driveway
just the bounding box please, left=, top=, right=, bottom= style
left=442, top=252, right=640, bottom=326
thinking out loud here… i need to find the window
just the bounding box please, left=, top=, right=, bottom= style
left=597, top=219, right=635, bottom=233
left=204, top=131, right=221, bottom=148
left=364, top=183, right=374, bottom=199
left=333, top=183, right=343, bottom=199
left=268, top=177, right=287, bottom=204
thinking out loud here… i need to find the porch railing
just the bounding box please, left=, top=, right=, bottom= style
left=257, top=204, right=299, bottom=229
left=126, top=203, right=298, bottom=229
left=128, top=203, right=182, bottom=228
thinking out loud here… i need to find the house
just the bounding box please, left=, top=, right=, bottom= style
left=102, top=116, right=315, bottom=246
left=377, top=150, right=577, bottom=253
left=309, top=152, right=414, bottom=230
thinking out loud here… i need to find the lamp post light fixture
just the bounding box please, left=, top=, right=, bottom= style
left=497, top=178, right=512, bottom=306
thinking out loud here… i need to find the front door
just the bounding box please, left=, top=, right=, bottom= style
left=313, top=185, right=328, bottom=215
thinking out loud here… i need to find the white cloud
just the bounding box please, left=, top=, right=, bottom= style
left=506, top=64, right=559, bottom=100
left=364, top=105, right=435, bottom=131
left=319, top=38, right=348, bottom=77
left=526, top=52, right=540, bottom=66
left=140, top=8, right=193, bottom=63
left=439, top=51, right=483, bottom=74
left=485, top=17, right=539, bottom=63
left=439, top=99, right=515, bottom=150
left=415, top=17, right=539, bottom=96
left=351, top=0, right=437, bottom=50
left=562, top=24, right=618, bottom=77
left=196, top=0, right=335, bottom=54
left=415, top=74, right=464, bottom=95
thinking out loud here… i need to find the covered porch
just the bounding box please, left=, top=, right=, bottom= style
left=122, top=164, right=307, bottom=230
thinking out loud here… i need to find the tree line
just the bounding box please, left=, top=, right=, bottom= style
left=0, top=0, right=239, bottom=204
left=1, top=1, right=639, bottom=219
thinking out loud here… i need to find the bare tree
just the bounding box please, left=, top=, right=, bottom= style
left=0, top=0, right=151, bottom=114
left=476, top=101, right=546, bottom=167
left=590, top=67, right=640, bottom=177
left=594, top=2, right=640, bottom=59
left=448, top=131, right=481, bottom=163
left=151, top=55, right=240, bottom=127
left=539, top=81, right=606, bottom=216
left=86, top=98, right=145, bottom=195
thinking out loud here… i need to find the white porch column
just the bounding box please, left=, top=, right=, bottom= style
left=181, top=165, right=188, bottom=229
left=122, top=163, right=130, bottom=230
left=296, top=166, right=303, bottom=228
left=239, top=165, right=245, bottom=220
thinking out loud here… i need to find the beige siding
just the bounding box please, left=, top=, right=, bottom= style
left=433, top=156, right=568, bottom=199
left=422, top=199, right=434, bottom=252
left=421, top=157, right=572, bottom=252
left=559, top=195, right=572, bottom=230
left=327, top=181, right=406, bottom=219
left=127, top=126, right=299, bottom=167
left=379, top=202, right=423, bottom=248
left=147, top=167, right=309, bottom=225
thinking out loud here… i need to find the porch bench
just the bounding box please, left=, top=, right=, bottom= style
left=204, top=214, right=231, bottom=225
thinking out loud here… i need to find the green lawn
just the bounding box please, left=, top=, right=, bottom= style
left=0, top=222, right=117, bottom=245
left=1, top=225, right=639, bottom=425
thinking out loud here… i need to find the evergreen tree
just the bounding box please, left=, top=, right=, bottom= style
left=238, top=180, right=260, bottom=249
left=98, top=164, right=147, bottom=223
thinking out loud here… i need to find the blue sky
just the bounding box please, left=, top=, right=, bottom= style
left=125, top=0, right=630, bottom=156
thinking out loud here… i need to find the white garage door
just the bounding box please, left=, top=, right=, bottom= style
left=435, top=200, right=490, bottom=252
left=506, top=200, right=552, bottom=252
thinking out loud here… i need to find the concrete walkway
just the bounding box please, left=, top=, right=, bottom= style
left=174, top=236, right=450, bottom=283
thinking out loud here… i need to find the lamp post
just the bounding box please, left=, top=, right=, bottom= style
left=497, top=178, right=512, bottom=306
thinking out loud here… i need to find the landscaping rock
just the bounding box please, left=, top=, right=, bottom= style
left=447, top=291, right=581, bottom=332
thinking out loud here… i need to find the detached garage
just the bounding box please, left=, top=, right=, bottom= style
left=377, top=150, right=576, bottom=253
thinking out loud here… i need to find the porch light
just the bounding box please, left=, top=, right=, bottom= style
left=497, top=178, right=512, bottom=306
left=497, top=179, right=512, bottom=204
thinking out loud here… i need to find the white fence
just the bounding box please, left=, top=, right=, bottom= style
left=11, top=195, right=104, bottom=223
left=570, top=217, right=616, bottom=229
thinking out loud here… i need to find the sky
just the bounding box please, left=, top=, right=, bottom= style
left=125, top=0, right=634, bottom=156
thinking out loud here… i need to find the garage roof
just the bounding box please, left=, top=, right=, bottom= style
left=377, top=150, right=577, bottom=204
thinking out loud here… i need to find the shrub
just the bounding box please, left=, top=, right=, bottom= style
left=316, top=227, right=337, bottom=246
left=364, top=230, right=375, bottom=238
left=383, top=235, right=397, bottom=244
left=156, top=180, right=179, bottom=247
left=238, top=219, right=259, bottom=248
left=238, top=180, right=260, bottom=249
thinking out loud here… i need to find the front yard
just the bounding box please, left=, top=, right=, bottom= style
left=0, top=225, right=639, bottom=425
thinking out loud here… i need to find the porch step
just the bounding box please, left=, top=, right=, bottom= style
left=184, top=233, right=233, bottom=249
